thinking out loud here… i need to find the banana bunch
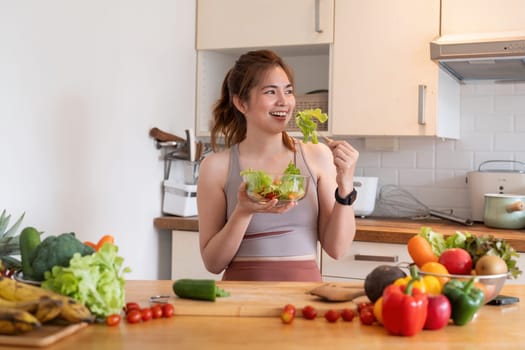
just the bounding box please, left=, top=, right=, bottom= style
left=0, top=276, right=95, bottom=335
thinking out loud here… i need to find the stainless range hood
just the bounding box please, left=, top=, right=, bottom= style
left=430, top=32, right=525, bottom=82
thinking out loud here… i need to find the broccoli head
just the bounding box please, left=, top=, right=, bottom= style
left=30, top=232, right=95, bottom=281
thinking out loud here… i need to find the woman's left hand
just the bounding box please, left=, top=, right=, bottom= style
left=325, top=139, right=359, bottom=195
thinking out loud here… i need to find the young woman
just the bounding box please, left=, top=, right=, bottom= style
left=197, top=50, right=359, bottom=281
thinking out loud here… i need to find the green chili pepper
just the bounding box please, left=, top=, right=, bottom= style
left=172, top=279, right=230, bottom=301
left=442, top=277, right=485, bottom=325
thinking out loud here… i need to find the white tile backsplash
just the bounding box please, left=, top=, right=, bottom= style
left=353, top=82, right=525, bottom=220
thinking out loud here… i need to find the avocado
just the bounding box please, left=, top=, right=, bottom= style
left=364, top=265, right=407, bottom=303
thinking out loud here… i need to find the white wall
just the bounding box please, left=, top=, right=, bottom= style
left=354, top=82, right=525, bottom=221
left=0, top=0, right=196, bottom=279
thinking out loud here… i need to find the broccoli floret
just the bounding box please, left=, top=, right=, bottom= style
left=30, top=232, right=95, bottom=281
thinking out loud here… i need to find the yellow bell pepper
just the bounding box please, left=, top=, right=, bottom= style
left=394, top=274, right=442, bottom=295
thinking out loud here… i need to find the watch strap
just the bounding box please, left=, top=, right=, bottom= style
left=335, top=187, right=358, bottom=206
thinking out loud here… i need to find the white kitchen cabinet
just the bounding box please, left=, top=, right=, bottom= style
left=321, top=241, right=411, bottom=282
left=441, top=0, right=525, bottom=35
left=171, top=230, right=223, bottom=280
left=196, top=0, right=334, bottom=50
left=330, top=0, right=460, bottom=138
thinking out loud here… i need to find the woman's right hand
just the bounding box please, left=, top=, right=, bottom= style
left=236, top=182, right=296, bottom=215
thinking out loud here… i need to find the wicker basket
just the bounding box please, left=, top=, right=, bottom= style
left=287, top=92, right=329, bottom=132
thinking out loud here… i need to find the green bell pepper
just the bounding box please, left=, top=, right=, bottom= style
left=442, top=277, right=485, bottom=326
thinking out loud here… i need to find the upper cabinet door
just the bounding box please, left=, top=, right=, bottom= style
left=331, top=0, right=458, bottom=138
left=196, top=0, right=334, bottom=50
left=442, top=0, right=525, bottom=35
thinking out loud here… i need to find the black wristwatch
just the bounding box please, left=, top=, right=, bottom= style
left=335, top=187, right=358, bottom=206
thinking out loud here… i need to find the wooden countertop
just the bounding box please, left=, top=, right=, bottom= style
left=28, top=280, right=525, bottom=350
left=154, top=216, right=525, bottom=252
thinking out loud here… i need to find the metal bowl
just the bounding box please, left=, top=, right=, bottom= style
left=419, top=270, right=509, bottom=303
left=243, top=173, right=310, bottom=207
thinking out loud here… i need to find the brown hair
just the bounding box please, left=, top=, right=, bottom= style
left=210, top=50, right=296, bottom=152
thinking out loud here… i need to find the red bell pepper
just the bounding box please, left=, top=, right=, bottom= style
left=382, top=278, right=428, bottom=336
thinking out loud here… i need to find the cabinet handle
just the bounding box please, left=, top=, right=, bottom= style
left=354, top=254, right=398, bottom=263
left=418, top=84, right=426, bottom=125
left=315, top=0, right=323, bottom=33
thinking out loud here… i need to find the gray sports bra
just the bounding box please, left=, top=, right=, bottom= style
left=224, top=141, right=319, bottom=257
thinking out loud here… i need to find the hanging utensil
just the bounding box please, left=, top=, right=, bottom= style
left=150, top=127, right=186, bottom=143
left=185, top=128, right=196, bottom=161
left=376, top=184, right=473, bottom=226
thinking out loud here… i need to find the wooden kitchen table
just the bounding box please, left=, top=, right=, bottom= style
left=4, top=280, right=524, bottom=350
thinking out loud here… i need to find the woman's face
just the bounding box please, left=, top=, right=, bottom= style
left=236, top=66, right=296, bottom=133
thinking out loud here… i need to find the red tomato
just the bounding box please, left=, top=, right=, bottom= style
left=359, top=308, right=376, bottom=325
left=141, top=308, right=153, bottom=321
left=341, top=308, right=356, bottom=322
left=151, top=305, right=163, bottom=319
left=266, top=193, right=277, bottom=200
left=162, top=303, right=175, bottom=318
left=106, top=314, right=121, bottom=327
left=126, top=309, right=142, bottom=324
left=301, top=305, right=317, bottom=320
left=438, top=248, right=473, bottom=275
left=324, top=309, right=340, bottom=323
left=424, top=295, right=451, bottom=330
left=357, top=302, right=373, bottom=313
left=125, top=302, right=140, bottom=313
left=283, top=304, right=296, bottom=316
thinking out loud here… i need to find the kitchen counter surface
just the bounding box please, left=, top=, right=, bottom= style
left=21, top=280, right=525, bottom=350
left=154, top=216, right=525, bottom=252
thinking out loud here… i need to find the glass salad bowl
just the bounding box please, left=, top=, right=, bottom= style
left=242, top=172, right=310, bottom=207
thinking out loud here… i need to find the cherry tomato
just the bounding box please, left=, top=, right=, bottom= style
left=106, top=314, right=121, bottom=327
left=126, top=309, right=142, bottom=324
left=357, top=302, right=373, bottom=313
left=341, top=308, right=356, bottom=322
left=301, top=305, right=317, bottom=320
left=280, top=311, right=294, bottom=324
left=265, top=193, right=278, bottom=200
left=162, top=303, right=175, bottom=318
left=283, top=304, right=296, bottom=316
left=141, top=308, right=153, bottom=321
left=359, top=308, right=376, bottom=325
left=125, top=302, right=140, bottom=313
left=151, top=305, right=163, bottom=319
left=324, top=309, right=340, bottom=323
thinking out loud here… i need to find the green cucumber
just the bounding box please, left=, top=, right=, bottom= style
left=19, top=226, right=41, bottom=279
left=172, top=279, right=230, bottom=301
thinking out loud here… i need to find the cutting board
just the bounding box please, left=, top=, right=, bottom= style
left=154, top=281, right=366, bottom=317
left=0, top=322, right=88, bottom=348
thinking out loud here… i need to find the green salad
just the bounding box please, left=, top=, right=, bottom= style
left=240, top=162, right=306, bottom=202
